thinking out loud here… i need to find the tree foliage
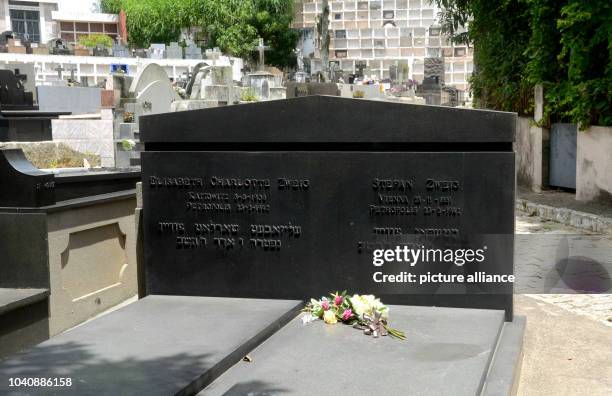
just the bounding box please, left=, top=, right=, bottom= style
left=78, top=33, right=114, bottom=48
left=433, top=0, right=612, bottom=127
left=101, top=0, right=297, bottom=67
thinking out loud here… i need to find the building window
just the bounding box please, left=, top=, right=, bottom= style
left=334, top=13, right=342, bottom=20
left=90, top=23, right=104, bottom=33
left=383, top=10, right=394, bottom=19
left=427, top=47, right=441, bottom=57
left=429, top=27, right=441, bottom=36
left=335, top=30, right=346, bottom=39
left=335, top=50, right=347, bottom=58
left=9, top=9, right=40, bottom=43
left=454, top=47, right=466, bottom=57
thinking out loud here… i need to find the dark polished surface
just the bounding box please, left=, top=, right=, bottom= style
left=140, top=95, right=515, bottom=144
left=143, top=151, right=515, bottom=317
left=0, top=149, right=140, bottom=208
left=201, top=305, right=505, bottom=396
left=0, top=296, right=302, bottom=396
left=141, top=97, right=516, bottom=319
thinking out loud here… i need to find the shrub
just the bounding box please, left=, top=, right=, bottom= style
left=78, top=33, right=114, bottom=48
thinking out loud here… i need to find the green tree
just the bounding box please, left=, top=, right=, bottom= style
left=434, top=1, right=532, bottom=114
left=249, top=3, right=298, bottom=68
left=101, top=0, right=297, bottom=68
left=432, top=0, right=611, bottom=127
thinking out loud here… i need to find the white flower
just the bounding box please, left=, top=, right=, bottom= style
left=349, top=294, right=368, bottom=318
left=349, top=294, right=389, bottom=320
left=300, top=312, right=316, bottom=325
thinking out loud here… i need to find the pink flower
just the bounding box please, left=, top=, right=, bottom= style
left=321, top=300, right=330, bottom=311
left=342, top=309, right=353, bottom=321
left=334, top=295, right=343, bottom=305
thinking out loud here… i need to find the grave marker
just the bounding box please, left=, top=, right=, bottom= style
left=140, top=96, right=516, bottom=319
left=166, top=42, right=183, bottom=59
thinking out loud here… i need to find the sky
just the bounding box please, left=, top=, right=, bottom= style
left=57, top=0, right=102, bottom=14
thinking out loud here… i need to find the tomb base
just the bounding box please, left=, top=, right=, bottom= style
left=0, top=297, right=524, bottom=396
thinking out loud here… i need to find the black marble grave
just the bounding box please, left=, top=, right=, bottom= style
left=0, top=149, right=140, bottom=358
left=0, top=70, right=70, bottom=142
left=0, top=98, right=524, bottom=396
left=140, top=95, right=516, bottom=320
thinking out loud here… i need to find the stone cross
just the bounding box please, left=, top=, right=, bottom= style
left=254, top=38, right=270, bottom=70
left=54, top=64, right=65, bottom=79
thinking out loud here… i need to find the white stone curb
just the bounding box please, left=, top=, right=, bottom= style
left=516, top=199, right=612, bottom=235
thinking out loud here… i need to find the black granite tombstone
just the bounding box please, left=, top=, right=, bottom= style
left=140, top=96, right=516, bottom=320
left=0, top=99, right=524, bottom=396
left=0, top=69, right=35, bottom=110
left=0, top=148, right=141, bottom=358
left=0, top=70, right=70, bottom=141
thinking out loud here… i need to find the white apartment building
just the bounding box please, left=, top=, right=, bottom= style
left=0, top=1, right=117, bottom=45
left=293, top=0, right=473, bottom=91
left=0, top=1, right=241, bottom=87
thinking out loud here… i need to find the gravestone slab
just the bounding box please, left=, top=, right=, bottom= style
left=148, top=43, right=166, bottom=59
left=0, top=295, right=302, bottom=396
left=200, top=306, right=505, bottom=395
left=112, top=43, right=130, bottom=58
left=185, top=41, right=202, bottom=60
left=134, top=49, right=148, bottom=58
left=37, top=86, right=102, bottom=114
left=166, top=42, right=183, bottom=59
left=140, top=96, right=516, bottom=319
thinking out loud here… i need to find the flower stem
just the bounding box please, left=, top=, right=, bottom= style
left=384, top=325, right=406, bottom=340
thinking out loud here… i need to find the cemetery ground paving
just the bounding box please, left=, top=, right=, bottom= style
left=516, top=213, right=612, bottom=327
left=516, top=213, right=611, bottom=394
left=514, top=294, right=611, bottom=396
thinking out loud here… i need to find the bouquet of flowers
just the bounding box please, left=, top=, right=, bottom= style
left=302, top=291, right=406, bottom=340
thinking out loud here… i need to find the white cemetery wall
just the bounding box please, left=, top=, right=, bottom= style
left=339, top=83, right=385, bottom=99
left=576, top=125, right=612, bottom=203
left=37, top=86, right=102, bottom=114
left=0, top=52, right=244, bottom=85
left=514, top=117, right=545, bottom=192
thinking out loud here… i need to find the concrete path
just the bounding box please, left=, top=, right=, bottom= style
left=515, top=213, right=611, bottom=395
left=515, top=295, right=611, bottom=396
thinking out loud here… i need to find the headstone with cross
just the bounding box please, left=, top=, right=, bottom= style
left=54, top=64, right=65, bottom=80
left=253, top=38, right=270, bottom=70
